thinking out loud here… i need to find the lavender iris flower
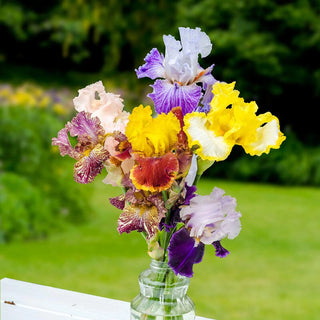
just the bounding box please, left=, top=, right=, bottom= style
left=181, top=187, right=242, bottom=244
left=168, top=187, right=241, bottom=277
left=136, top=27, right=216, bottom=115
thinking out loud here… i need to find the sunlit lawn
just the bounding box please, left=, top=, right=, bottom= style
left=0, top=177, right=319, bottom=320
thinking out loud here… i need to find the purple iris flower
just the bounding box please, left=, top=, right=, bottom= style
left=136, top=27, right=216, bottom=115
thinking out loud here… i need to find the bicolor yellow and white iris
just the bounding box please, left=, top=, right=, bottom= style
left=183, top=82, right=286, bottom=162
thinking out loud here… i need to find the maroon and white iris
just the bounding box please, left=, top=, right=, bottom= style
left=52, top=112, right=109, bottom=184
left=136, top=27, right=216, bottom=115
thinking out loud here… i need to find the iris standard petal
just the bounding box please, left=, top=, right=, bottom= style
left=125, top=105, right=180, bottom=157
left=178, top=27, right=212, bottom=58
left=180, top=187, right=242, bottom=244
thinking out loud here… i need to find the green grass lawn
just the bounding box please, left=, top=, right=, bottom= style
left=0, top=178, right=319, bottom=320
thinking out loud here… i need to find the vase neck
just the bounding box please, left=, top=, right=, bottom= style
left=149, top=259, right=172, bottom=272
left=138, top=259, right=191, bottom=299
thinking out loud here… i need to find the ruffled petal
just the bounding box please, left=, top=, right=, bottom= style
left=73, top=144, right=109, bottom=184
left=73, top=81, right=106, bottom=113
left=207, top=82, right=286, bottom=156
left=130, top=152, right=179, bottom=192
left=183, top=112, right=233, bottom=161
left=149, top=80, right=202, bottom=115
left=163, top=27, right=212, bottom=84
left=168, top=228, right=205, bottom=277
left=73, top=81, right=128, bottom=134
left=109, top=194, right=125, bottom=210
left=52, top=111, right=106, bottom=160
left=135, top=48, right=165, bottom=79
left=117, top=203, right=162, bottom=239
left=52, top=127, right=80, bottom=159
left=178, top=27, right=212, bottom=58
left=125, top=105, right=180, bottom=157
left=67, top=111, right=104, bottom=144
left=91, top=94, right=128, bottom=134
left=243, top=116, right=286, bottom=156
left=212, top=241, right=230, bottom=258
left=180, top=187, right=242, bottom=244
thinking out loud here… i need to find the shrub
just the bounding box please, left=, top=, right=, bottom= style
left=0, top=173, right=55, bottom=242
left=0, top=105, right=91, bottom=242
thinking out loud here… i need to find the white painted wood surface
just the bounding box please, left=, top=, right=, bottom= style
left=1, top=278, right=213, bottom=320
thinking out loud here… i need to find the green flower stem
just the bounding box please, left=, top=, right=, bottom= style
left=161, top=190, right=172, bottom=262
left=121, top=186, right=127, bottom=195
left=193, top=174, right=202, bottom=187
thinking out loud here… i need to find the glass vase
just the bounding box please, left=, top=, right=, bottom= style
left=130, top=259, right=196, bottom=320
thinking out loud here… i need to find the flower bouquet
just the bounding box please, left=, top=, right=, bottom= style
left=52, top=27, right=285, bottom=319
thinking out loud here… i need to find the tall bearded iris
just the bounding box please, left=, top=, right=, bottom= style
left=136, top=27, right=216, bottom=115
left=183, top=82, right=286, bottom=162
left=52, top=112, right=109, bottom=184
left=125, top=105, right=181, bottom=192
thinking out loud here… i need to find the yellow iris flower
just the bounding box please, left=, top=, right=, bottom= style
left=184, top=82, right=286, bottom=161
left=125, top=105, right=180, bottom=157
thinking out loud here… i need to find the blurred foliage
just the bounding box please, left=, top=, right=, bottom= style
left=0, top=0, right=319, bottom=144
left=0, top=0, right=319, bottom=192
left=0, top=0, right=175, bottom=72
left=0, top=104, right=91, bottom=242
left=0, top=173, right=53, bottom=242
left=175, top=0, right=320, bottom=144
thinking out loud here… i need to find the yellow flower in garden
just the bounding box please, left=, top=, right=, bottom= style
left=53, top=103, right=68, bottom=115
left=13, top=91, right=37, bottom=106
left=125, top=105, right=180, bottom=157
left=183, top=82, right=286, bottom=161
left=39, top=96, right=51, bottom=108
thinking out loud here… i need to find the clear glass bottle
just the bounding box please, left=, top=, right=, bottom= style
left=130, top=259, right=196, bottom=320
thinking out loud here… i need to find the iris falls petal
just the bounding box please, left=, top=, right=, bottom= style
left=130, top=153, right=179, bottom=192
left=168, top=228, right=205, bottom=277
left=149, top=80, right=202, bottom=115
left=135, top=48, right=165, bottom=80
left=73, top=144, right=109, bottom=184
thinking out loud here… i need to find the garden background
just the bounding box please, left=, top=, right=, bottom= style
left=0, top=1, right=319, bottom=319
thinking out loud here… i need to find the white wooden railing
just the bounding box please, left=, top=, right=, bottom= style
left=1, top=278, right=213, bottom=320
